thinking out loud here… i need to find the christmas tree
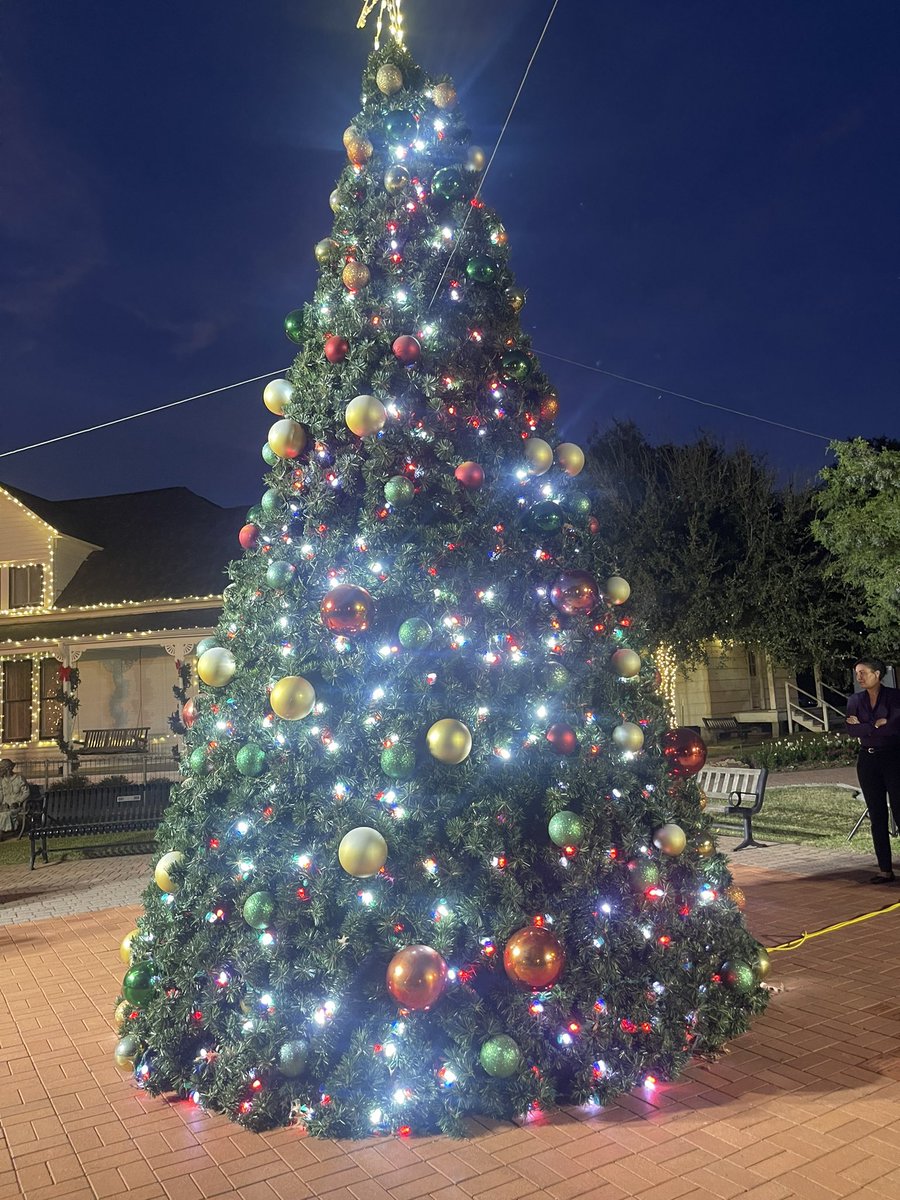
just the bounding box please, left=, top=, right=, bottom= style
left=115, top=16, right=768, bottom=1137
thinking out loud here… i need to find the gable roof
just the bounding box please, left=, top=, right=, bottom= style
left=1, top=484, right=247, bottom=606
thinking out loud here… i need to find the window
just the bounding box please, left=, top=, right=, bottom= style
left=1, top=564, right=44, bottom=610
left=39, top=659, right=62, bottom=740
left=2, top=660, right=33, bottom=742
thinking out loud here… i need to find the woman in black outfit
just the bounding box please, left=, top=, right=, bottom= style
left=846, top=658, right=900, bottom=883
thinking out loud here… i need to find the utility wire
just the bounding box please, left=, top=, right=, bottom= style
left=427, top=0, right=561, bottom=309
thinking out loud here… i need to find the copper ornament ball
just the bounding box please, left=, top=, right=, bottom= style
left=320, top=584, right=373, bottom=636
left=392, top=335, right=422, bottom=365
left=503, top=927, right=565, bottom=990
left=549, top=570, right=601, bottom=616
left=454, top=461, right=484, bottom=489
left=661, top=727, right=708, bottom=778
left=386, top=944, right=448, bottom=1010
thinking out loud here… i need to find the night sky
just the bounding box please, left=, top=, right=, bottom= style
left=2, top=0, right=898, bottom=508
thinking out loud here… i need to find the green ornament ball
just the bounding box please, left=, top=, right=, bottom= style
left=245, top=505, right=264, bottom=525
left=262, top=443, right=279, bottom=467
left=260, top=488, right=283, bottom=517
left=384, top=476, right=415, bottom=507
left=565, top=491, right=592, bottom=520
left=398, top=618, right=433, bottom=648
left=545, top=663, right=571, bottom=692
left=381, top=744, right=416, bottom=780
left=548, top=810, right=585, bottom=848
left=278, top=1039, right=309, bottom=1078
left=265, top=561, right=296, bottom=589
left=479, top=1034, right=522, bottom=1079
left=501, top=350, right=531, bottom=381
left=122, top=962, right=155, bottom=1005
left=431, top=166, right=468, bottom=203
left=242, top=891, right=276, bottom=929
left=284, top=309, right=304, bottom=344
left=383, top=109, right=417, bottom=144
left=188, top=746, right=210, bottom=774
left=235, top=744, right=267, bottom=778
left=529, top=501, right=566, bottom=534
left=629, top=859, right=660, bottom=892
left=466, top=255, right=499, bottom=284
left=721, top=961, right=756, bottom=993
left=195, top=637, right=218, bottom=656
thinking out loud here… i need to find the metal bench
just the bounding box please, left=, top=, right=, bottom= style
left=77, top=727, right=150, bottom=755
left=696, top=766, right=769, bottom=850
left=26, top=780, right=170, bottom=869
left=702, top=716, right=749, bottom=742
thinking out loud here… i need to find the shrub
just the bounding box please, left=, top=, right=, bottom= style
left=47, top=773, right=90, bottom=791
left=740, top=731, right=856, bottom=771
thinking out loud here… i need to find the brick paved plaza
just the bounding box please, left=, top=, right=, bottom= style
left=3, top=837, right=900, bottom=1200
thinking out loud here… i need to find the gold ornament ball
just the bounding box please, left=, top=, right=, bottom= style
left=611, top=648, right=641, bottom=678
left=653, top=823, right=687, bottom=856
left=755, top=946, right=771, bottom=980
left=524, top=437, right=553, bottom=475
left=612, top=721, right=644, bottom=752
left=113, top=999, right=131, bottom=1033
left=697, top=789, right=709, bottom=811
left=427, top=718, right=472, bottom=765
left=376, top=63, right=404, bottom=95
left=270, top=675, right=316, bottom=721
left=342, top=260, right=371, bottom=291
left=695, top=836, right=716, bottom=858
left=263, top=378, right=293, bottom=416
left=384, top=164, right=411, bottom=194
left=119, top=928, right=139, bottom=964
left=467, top=145, right=486, bottom=172
left=556, top=442, right=585, bottom=476
left=604, top=575, right=631, bottom=605
left=197, top=646, right=236, bottom=688
left=267, top=418, right=307, bottom=460
left=314, top=237, right=339, bottom=264
left=114, top=1034, right=141, bottom=1073
left=345, top=394, right=387, bottom=437
left=329, top=188, right=342, bottom=214
left=343, top=127, right=373, bottom=165
left=154, top=850, right=184, bottom=894
left=432, top=82, right=457, bottom=110
left=338, top=826, right=388, bottom=878
left=726, top=885, right=747, bottom=911
left=505, top=286, right=526, bottom=313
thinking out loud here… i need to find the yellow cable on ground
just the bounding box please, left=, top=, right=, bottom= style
left=766, top=899, right=900, bottom=952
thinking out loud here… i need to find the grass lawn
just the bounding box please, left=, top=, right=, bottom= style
left=712, top=785, right=871, bottom=852
left=0, top=830, right=156, bottom=867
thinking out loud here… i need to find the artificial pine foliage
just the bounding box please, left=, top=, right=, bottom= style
left=121, top=34, right=767, bottom=1137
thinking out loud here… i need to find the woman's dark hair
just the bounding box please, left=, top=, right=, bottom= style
left=856, top=657, right=888, bottom=679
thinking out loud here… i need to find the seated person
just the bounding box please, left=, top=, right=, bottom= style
left=0, top=758, right=29, bottom=836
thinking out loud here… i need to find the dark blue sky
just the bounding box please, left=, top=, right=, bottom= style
left=2, top=1, right=898, bottom=506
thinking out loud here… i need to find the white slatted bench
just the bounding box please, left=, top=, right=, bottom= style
left=696, top=766, right=769, bottom=851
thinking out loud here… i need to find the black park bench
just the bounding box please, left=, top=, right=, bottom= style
left=695, top=766, right=769, bottom=851
left=702, top=716, right=749, bottom=742
left=77, top=727, right=150, bottom=755
left=26, top=779, right=171, bottom=869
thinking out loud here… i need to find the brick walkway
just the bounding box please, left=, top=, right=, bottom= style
left=2, top=843, right=900, bottom=1199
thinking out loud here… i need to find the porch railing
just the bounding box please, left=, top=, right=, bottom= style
left=784, top=681, right=846, bottom=735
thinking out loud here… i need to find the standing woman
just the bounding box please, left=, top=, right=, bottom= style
left=846, top=658, right=900, bottom=882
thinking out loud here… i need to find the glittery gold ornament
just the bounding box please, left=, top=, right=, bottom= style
left=524, top=437, right=553, bottom=475
left=384, top=164, right=411, bottom=193
left=263, top=378, right=293, bottom=416
left=197, top=646, right=236, bottom=687
left=114, top=999, right=131, bottom=1033
left=726, top=885, right=747, bottom=910
left=154, top=850, right=184, bottom=894
left=270, top=676, right=316, bottom=720
left=338, top=826, right=388, bottom=877
left=697, top=790, right=708, bottom=811
left=540, top=394, right=558, bottom=420
left=556, top=442, right=585, bottom=476
left=376, top=63, right=404, bottom=95
left=432, top=82, right=457, bottom=110
left=267, top=418, right=307, bottom=460
left=119, top=928, right=139, bottom=964
left=314, top=237, right=339, bottom=264
left=342, top=260, right=371, bottom=291
left=467, top=145, right=486, bottom=172
left=695, top=836, right=716, bottom=858
left=343, top=127, right=373, bottom=164
left=426, top=718, right=472, bottom=764
left=345, top=394, right=387, bottom=436
left=653, top=823, right=687, bottom=856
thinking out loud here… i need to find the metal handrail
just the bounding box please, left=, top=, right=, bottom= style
left=784, top=681, right=845, bottom=734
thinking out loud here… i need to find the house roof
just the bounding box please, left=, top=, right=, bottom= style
left=1, top=484, right=247, bottom=606
left=0, top=606, right=222, bottom=646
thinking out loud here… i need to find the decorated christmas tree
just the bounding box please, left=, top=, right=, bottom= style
left=115, top=11, right=768, bottom=1137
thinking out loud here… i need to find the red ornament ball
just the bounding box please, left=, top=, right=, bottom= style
left=549, top=570, right=600, bottom=616
left=239, top=523, right=261, bottom=550
left=392, top=335, right=422, bottom=365
left=324, top=335, right=349, bottom=363
left=546, top=723, right=578, bottom=755
left=455, top=461, right=484, bottom=489
left=587, top=516, right=600, bottom=535
left=503, top=927, right=565, bottom=990
left=661, top=727, right=708, bottom=777
left=181, top=699, right=197, bottom=729
left=320, top=584, right=373, bottom=636
left=386, top=944, right=448, bottom=1010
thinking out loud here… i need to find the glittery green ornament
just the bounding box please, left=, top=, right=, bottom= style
left=501, top=349, right=531, bottom=381
left=189, top=746, right=210, bottom=774
left=629, top=860, right=660, bottom=894
left=196, top=637, right=218, bottom=656
left=721, top=961, right=756, bottom=993
left=466, top=255, right=499, bottom=283
left=384, top=476, right=415, bottom=507
left=122, top=962, right=156, bottom=1005
left=242, top=891, right=276, bottom=929
left=262, top=443, right=278, bottom=467
left=548, top=810, right=585, bottom=848
left=431, top=166, right=468, bottom=203
left=284, top=309, right=304, bottom=344
left=565, top=491, right=592, bottom=521
left=479, top=1035, right=522, bottom=1078
left=265, top=561, right=295, bottom=589
left=235, top=744, right=267, bottom=778
left=381, top=744, right=416, bottom=780
left=278, top=1039, right=309, bottom=1078
left=398, top=618, right=433, bottom=648
left=545, top=663, right=571, bottom=692
left=261, top=488, right=283, bottom=516
left=529, top=501, right=565, bottom=534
